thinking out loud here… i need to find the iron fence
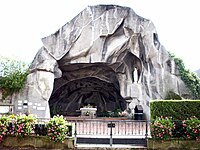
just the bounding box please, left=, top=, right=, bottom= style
left=68, top=119, right=149, bottom=136
left=65, top=119, right=150, bottom=147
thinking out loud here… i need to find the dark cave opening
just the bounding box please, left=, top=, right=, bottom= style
left=49, top=63, right=126, bottom=117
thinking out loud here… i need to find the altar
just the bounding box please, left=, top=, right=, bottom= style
left=80, top=107, right=97, bottom=119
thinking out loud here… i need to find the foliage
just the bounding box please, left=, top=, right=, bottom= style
left=0, top=114, right=72, bottom=143
left=150, top=116, right=173, bottom=141
left=13, top=114, right=36, bottom=138
left=0, top=114, right=36, bottom=142
left=150, top=116, right=200, bottom=141
left=150, top=100, right=200, bottom=120
left=169, top=53, right=200, bottom=99
left=0, top=56, right=29, bottom=99
left=165, top=91, right=182, bottom=100
left=182, top=116, right=200, bottom=141
left=46, top=115, right=68, bottom=143
left=0, top=115, right=9, bottom=142
left=98, top=109, right=128, bottom=117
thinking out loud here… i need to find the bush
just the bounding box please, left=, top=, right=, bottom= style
left=151, top=116, right=200, bottom=141
left=172, top=120, right=184, bottom=138
left=46, top=115, right=68, bottom=143
left=150, top=100, right=200, bottom=120
left=165, top=91, right=182, bottom=100
left=0, top=114, right=36, bottom=142
left=0, top=115, right=9, bottom=142
left=0, top=56, right=29, bottom=99
left=0, top=114, right=72, bottom=143
left=12, top=114, right=36, bottom=138
left=182, top=116, right=200, bottom=141
left=150, top=116, right=173, bottom=141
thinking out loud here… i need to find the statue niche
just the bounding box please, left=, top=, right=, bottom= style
left=123, top=52, right=143, bottom=83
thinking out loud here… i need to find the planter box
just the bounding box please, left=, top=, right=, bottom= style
left=0, top=136, right=74, bottom=149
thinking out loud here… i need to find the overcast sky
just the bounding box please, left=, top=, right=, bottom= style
left=0, top=0, right=199, bottom=71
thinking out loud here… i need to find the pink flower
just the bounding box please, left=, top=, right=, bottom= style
left=187, top=135, right=190, bottom=139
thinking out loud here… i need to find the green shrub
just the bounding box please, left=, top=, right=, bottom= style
left=165, top=91, right=182, bottom=100
left=182, top=116, right=200, bottom=140
left=150, top=116, right=173, bottom=141
left=0, top=56, right=29, bottom=99
left=151, top=117, right=200, bottom=141
left=13, top=114, right=36, bottom=138
left=150, top=100, right=200, bottom=120
left=0, top=114, right=36, bottom=141
left=0, top=115, right=72, bottom=143
left=46, top=115, right=68, bottom=143
left=0, top=115, right=9, bottom=142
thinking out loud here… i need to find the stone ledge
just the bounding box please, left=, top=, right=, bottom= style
left=0, top=136, right=74, bottom=149
left=148, top=139, right=200, bottom=150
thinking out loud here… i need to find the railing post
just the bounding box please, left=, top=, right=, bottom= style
left=110, top=121, right=113, bottom=147
left=145, top=120, right=148, bottom=147
left=74, top=121, right=77, bottom=146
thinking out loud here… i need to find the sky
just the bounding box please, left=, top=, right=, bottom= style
left=0, top=0, right=199, bottom=71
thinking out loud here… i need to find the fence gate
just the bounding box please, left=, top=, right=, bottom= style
left=68, top=119, right=149, bottom=148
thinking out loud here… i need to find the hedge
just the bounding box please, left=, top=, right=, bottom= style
left=150, top=100, right=200, bottom=120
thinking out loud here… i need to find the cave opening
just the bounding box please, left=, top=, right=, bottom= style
left=49, top=63, right=126, bottom=117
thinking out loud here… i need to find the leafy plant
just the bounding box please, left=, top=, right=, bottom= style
left=150, top=100, right=200, bottom=120
left=165, top=91, right=182, bottom=100
left=13, top=114, right=36, bottom=138
left=151, top=116, right=173, bottom=141
left=0, top=114, right=73, bottom=143
left=0, top=115, right=9, bottom=142
left=169, top=52, right=200, bottom=99
left=46, top=115, right=68, bottom=143
left=0, top=56, right=29, bottom=99
left=182, top=116, right=200, bottom=141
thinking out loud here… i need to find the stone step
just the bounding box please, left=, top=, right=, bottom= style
left=76, top=143, right=147, bottom=149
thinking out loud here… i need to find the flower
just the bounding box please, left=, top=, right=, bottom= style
left=11, top=114, right=15, bottom=119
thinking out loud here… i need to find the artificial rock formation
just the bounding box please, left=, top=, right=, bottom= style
left=13, top=5, right=191, bottom=118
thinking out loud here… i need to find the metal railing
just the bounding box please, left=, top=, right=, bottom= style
left=70, top=119, right=149, bottom=136
left=65, top=119, right=150, bottom=147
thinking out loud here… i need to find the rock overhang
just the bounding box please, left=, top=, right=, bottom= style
left=12, top=4, right=191, bottom=119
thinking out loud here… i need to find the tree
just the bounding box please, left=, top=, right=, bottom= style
left=0, top=56, right=29, bottom=99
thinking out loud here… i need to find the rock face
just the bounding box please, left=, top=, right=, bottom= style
left=13, top=5, right=191, bottom=119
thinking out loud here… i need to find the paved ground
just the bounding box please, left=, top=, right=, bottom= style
left=0, top=148, right=45, bottom=150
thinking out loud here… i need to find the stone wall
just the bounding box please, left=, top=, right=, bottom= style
left=148, top=139, right=200, bottom=150
left=0, top=136, right=74, bottom=149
